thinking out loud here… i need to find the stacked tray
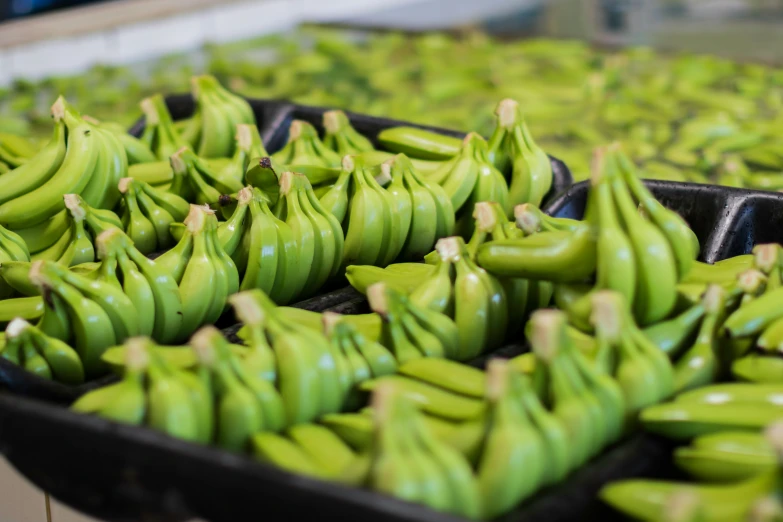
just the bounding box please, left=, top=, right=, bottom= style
left=1, top=157, right=779, bottom=521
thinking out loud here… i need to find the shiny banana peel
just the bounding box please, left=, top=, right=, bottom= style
left=376, top=126, right=461, bottom=161
left=192, top=74, right=255, bottom=158
left=476, top=220, right=597, bottom=283
left=140, top=94, right=190, bottom=161
left=1, top=318, right=84, bottom=384
left=323, top=110, right=374, bottom=155
left=606, top=146, right=678, bottom=325
left=643, top=301, right=706, bottom=358
left=397, top=358, right=485, bottom=399
left=271, top=119, right=341, bottom=168
left=367, top=384, right=481, bottom=519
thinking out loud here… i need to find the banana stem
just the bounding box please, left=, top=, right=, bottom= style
left=124, top=337, right=151, bottom=372
left=367, top=283, right=389, bottom=316
left=590, top=291, right=625, bottom=344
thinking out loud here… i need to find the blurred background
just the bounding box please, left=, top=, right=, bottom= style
left=0, top=1, right=782, bottom=520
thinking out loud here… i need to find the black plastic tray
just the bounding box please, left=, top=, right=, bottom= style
left=0, top=179, right=772, bottom=522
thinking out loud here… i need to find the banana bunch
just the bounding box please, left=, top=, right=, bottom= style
left=229, top=289, right=346, bottom=425
left=129, top=124, right=257, bottom=190
left=220, top=124, right=268, bottom=185
left=486, top=98, right=553, bottom=209
left=271, top=120, right=341, bottom=169
left=426, top=133, right=509, bottom=238
left=1, top=318, right=84, bottom=384
left=170, top=186, right=300, bottom=303
left=227, top=187, right=304, bottom=304
left=245, top=155, right=340, bottom=204
left=473, top=359, right=546, bottom=519
left=71, top=336, right=210, bottom=443
left=0, top=223, right=29, bottom=298
left=25, top=193, right=121, bottom=267
left=272, top=171, right=344, bottom=300
left=189, top=74, right=256, bottom=158
left=383, top=153, right=455, bottom=261
left=348, top=234, right=509, bottom=359
left=92, top=227, right=183, bottom=343
left=82, top=116, right=157, bottom=165
left=139, top=94, right=191, bottom=160
left=190, top=325, right=284, bottom=451
left=117, top=177, right=189, bottom=254
left=0, top=97, right=128, bottom=230
left=322, top=110, right=374, bottom=156
left=480, top=145, right=699, bottom=327
left=0, top=111, right=65, bottom=207
left=317, top=156, right=395, bottom=267
left=466, top=201, right=553, bottom=336
left=428, top=236, right=507, bottom=358
left=590, top=291, right=674, bottom=424
left=529, top=309, right=626, bottom=469
left=366, top=383, right=481, bottom=519
left=323, top=311, right=398, bottom=409
left=365, top=282, right=459, bottom=364
left=155, top=204, right=238, bottom=342
left=169, top=147, right=244, bottom=206
left=28, top=259, right=140, bottom=377
left=601, top=423, right=783, bottom=521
